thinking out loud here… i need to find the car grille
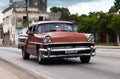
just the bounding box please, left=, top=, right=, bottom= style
left=45, top=43, right=94, bottom=49
left=50, top=46, right=89, bottom=49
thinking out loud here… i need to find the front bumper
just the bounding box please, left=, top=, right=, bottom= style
left=39, top=46, right=96, bottom=58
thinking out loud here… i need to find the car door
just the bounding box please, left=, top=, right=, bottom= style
left=26, top=25, right=37, bottom=56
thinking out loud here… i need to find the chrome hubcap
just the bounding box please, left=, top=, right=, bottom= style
left=22, top=51, right=25, bottom=57
left=38, top=53, right=41, bottom=62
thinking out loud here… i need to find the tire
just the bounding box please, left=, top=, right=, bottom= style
left=22, top=48, right=30, bottom=60
left=37, top=52, right=45, bottom=64
left=80, top=56, right=91, bottom=63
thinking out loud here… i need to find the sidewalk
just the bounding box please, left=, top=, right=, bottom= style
left=0, top=64, right=19, bottom=79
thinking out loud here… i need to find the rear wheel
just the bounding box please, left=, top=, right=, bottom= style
left=22, top=48, right=30, bottom=60
left=80, top=56, right=91, bottom=63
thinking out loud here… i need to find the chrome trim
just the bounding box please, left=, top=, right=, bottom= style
left=28, top=41, right=42, bottom=45
left=39, top=46, right=96, bottom=58
left=18, top=37, right=28, bottom=39
left=18, top=42, right=25, bottom=45
left=43, top=35, right=51, bottom=43
left=39, top=47, right=91, bottom=52
left=19, top=34, right=28, bottom=36
left=25, top=41, right=94, bottom=45
left=44, top=42, right=94, bottom=45
left=42, top=52, right=96, bottom=58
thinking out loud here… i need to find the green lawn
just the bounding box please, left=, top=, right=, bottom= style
left=95, top=43, right=113, bottom=46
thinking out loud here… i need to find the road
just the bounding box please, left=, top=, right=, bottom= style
left=0, top=47, right=120, bottom=79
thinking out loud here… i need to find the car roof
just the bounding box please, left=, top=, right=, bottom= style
left=30, top=21, right=73, bottom=26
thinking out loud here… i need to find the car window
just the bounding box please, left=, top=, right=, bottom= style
left=32, top=25, right=37, bottom=33
left=37, top=23, right=74, bottom=32
left=28, top=25, right=37, bottom=33
left=28, top=26, right=33, bottom=31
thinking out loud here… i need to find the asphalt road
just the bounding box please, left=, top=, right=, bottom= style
left=0, top=47, right=120, bottom=79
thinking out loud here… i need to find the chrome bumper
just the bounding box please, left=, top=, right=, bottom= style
left=39, top=46, right=96, bottom=58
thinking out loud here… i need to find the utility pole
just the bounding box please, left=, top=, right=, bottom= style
left=25, top=0, right=29, bottom=29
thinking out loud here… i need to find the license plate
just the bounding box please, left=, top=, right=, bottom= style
left=65, top=50, right=78, bottom=53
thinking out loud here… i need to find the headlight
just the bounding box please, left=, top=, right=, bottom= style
left=43, top=36, right=51, bottom=43
left=86, top=34, right=94, bottom=42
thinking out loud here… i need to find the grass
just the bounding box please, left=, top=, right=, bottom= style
left=95, top=43, right=113, bottom=46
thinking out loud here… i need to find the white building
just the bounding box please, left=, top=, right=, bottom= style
left=0, top=24, right=3, bottom=46
left=2, top=0, right=61, bottom=46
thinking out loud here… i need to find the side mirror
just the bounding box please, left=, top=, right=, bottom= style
left=27, top=31, right=34, bottom=36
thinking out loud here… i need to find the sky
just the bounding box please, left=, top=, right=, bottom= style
left=0, top=0, right=114, bottom=23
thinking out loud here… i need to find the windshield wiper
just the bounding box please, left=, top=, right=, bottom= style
left=49, top=30, right=56, bottom=32
left=48, top=30, right=73, bottom=32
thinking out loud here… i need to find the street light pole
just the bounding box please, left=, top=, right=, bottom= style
left=25, top=0, right=29, bottom=29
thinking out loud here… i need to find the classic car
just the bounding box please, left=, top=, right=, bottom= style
left=18, top=21, right=96, bottom=64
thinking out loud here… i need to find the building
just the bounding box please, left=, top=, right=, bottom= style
left=0, top=24, right=3, bottom=45
left=2, top=0, right=61, bottom=46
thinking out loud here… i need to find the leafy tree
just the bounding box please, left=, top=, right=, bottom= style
left=89, top=11, right=104, bottom=17
left=107, top=15, right=120, bottom=44
left=97, top=13, right=114, bottom=43
left=109, top=0, right=120, bottom=12
left=97, top=13, right=113, bottom=34
left=68, top=13, right=79, bottom=22
left=78, top=14, right=98, bottom=33
left=50, top=6, right=70, bottom=20
left=114, top=0, right=120, bottom=10
left=78, top=12, right=113, bottom=42
left=109, top=6, right=118, bottom=13
left=78, top=12, right=106, bottom=33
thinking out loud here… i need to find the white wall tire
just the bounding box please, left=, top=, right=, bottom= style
left=22, top=48, right=30, bottom=60
left=37, top=52, right=44, bottom=64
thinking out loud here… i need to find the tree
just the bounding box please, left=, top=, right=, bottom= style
left=109, top=6, right=118, bottom=13
left=78, top=13, right=98, bottom=33
left=114, top=0, right=120, bottom=10
left=50, top=6, right=70, bottom=20
left=77, top=12, right=113, bottom=42
left=97, top=13, right=113, bottom=34
left=108, top=15, right=120, bottom=44
left=109, top=0, right=120, bottom=12
left=68, top=13, right=79, bottom=22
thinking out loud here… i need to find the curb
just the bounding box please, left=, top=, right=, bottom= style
left=0, top=57, right=42, bottom=79
left=96, top=46, right=120, bottom=49
left=0, top=56, right=56, bottom=79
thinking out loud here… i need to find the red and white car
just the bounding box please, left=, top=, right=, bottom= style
left=18, top=21, right=96, bottom=64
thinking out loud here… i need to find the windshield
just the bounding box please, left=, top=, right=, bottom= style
left=38, top=23, right=75, bottom=32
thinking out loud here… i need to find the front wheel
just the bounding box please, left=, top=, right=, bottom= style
left=22, top=48, right=30, bottom=60
left=80, top=56, right=91, bottom=63
left=37, top=52, right=45, bottom=64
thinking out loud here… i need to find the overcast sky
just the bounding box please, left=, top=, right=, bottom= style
left=0, top=0, right=114, bottom=23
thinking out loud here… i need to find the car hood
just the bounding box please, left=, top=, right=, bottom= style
left=40, top=32, right=87, bottom=43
